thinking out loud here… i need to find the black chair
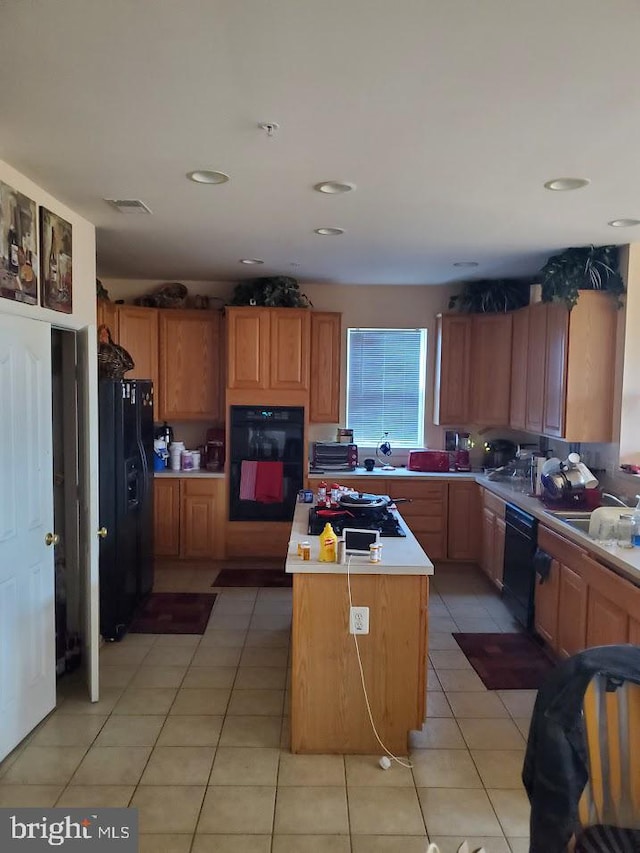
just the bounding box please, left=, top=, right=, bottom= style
left=523, top=645, right=640, bottom=853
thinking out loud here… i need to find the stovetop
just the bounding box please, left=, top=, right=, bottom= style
left=307, top=507, right=406, bottom=537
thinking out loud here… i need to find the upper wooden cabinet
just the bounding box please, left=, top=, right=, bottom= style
left=117, top=306, right=159, bottom=388
left=226, top=307, right=310, bottom=391
left=310, top=312, right=341, bottom=423
left=525, top=304, right=547, bottom=433
left=159, top=310, right=222, bottom=421
left=434, top=314, right=471, bottom=425
left=546, top=292, right=617, bottom=442
left=97, top=300, right=119, bottom=338
left=509, top=306, right=529, bottom=430
left=470, top=313, right=512, bottom=425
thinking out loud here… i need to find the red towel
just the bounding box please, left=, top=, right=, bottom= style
left=239, top=460, right=258, bottom=500
left=254, top=461, right=284, bottom=503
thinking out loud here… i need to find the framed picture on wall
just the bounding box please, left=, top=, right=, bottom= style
left=0, top=180, right=38, bottom=305
left=40, top=207, right=72, bottom=313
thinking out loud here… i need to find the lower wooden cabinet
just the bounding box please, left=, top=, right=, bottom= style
left=154, top=477, right=224, bottom=560
left=534, top=556, right=560, bottom=648
left=587, top=586, right=629, bottom=647
left=388, top=480, right=448, bottom=560
left=480, top=488, right=506, bottom=588
left=557, top=562, right=588, bottom=658
left=447, top=481, right=480, bottom=561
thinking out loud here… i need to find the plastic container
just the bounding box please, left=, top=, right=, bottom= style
left=632, top=496, right=640, bottom=546
left=369, top=543, right=380, bottom=563
left=191, top=450, right=201, bottom=470
left=617, top=514, right=634, bottom=549
left=318, top=522, right=337, bottom=562
left=301, top=541, right=311, bottom=561
left=181, top=450, right=194, bottom=471
left=317, top=480, right=328, bottom=507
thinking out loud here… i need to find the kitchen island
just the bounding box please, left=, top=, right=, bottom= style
left=286, top=501, right=433, bottom=754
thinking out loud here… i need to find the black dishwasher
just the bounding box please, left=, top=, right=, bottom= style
left=502, top=503, right=538, bottom=630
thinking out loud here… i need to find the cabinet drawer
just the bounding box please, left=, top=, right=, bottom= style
left=404, top=515, right=445, bottom=534
left=482, top=489, right=506, bottom=517
left=538, top=525, right=587, bottom=570
left=388, top=481, right=447, bottom=501
left=399, top=499, right=446, bottom=519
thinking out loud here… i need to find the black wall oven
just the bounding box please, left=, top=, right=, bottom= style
left=502, top=503, right=538, bottom=630
left=229, top=406, right=304, bottom=522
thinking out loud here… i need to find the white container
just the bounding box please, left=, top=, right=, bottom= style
left=169, top=450, right=181, bottom=471
left=191, top=450, right=201, bottom=470
left=181, top=450, right=194, bottom=471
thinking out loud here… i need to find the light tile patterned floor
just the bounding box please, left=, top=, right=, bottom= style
left=0, top=562, right=533, bottom=853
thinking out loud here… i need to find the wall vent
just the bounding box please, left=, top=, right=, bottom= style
left=105, top=198, right=152, bottom=214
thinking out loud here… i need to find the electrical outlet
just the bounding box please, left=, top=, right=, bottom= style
left=350, top=606, right=369, bottom=635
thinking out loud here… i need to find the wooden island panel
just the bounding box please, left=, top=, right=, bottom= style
left=291, top=572, right=428, bottom=755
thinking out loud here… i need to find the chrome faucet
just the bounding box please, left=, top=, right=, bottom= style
left=601, top=492, right=629, bottom=508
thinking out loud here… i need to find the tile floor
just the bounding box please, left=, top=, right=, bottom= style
left=0, top=562, right=534, bottom=853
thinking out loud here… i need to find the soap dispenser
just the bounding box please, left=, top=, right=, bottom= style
left=632, top=495, right=640, bottom=547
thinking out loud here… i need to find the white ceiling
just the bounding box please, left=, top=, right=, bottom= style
left=1, top=0, right=639, bottom=285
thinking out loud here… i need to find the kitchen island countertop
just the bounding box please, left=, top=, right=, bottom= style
left=285, top=501, right=434, bottom=575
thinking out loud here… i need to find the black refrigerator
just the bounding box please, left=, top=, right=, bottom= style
left=98, top=379, right=154, bottom=641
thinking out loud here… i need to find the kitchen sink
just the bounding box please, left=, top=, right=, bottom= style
left=544, top=510, right=592, bottom=535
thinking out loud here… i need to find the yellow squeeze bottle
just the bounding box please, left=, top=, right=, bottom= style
left=318, top=522, right=337, bottom=562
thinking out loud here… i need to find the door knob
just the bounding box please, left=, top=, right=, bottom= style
left=45, top=532, right=60, bottom=547
left=97, top=527, right=108, bottom=539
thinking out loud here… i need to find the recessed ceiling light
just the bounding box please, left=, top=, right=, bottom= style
left=314, top=227, right=344, bottom=236
left=453, top=261, right=479, bottom=268
left=186, top=170, right=229, bottom=184
left=608, top=218, right=640, bottom=227
left=314, top=181, right=356, bottom=194
left=544, top=177, right=590, bottom=191
left=239, top=258, right=264, bottom=265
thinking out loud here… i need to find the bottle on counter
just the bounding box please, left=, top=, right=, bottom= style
left=632, top=495, right=640, bottom=547
left=318, top=522, right=337, bottom=562
left=330, top=483, right=340, bottom=507
left=317, top=480, right=328, bottom=507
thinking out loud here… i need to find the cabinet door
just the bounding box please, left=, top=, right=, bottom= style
left=159, top=310, right=222, bottom=420
left=269, top=309, right=310, bottom=390
left=493, top=515, right=506, bottom=589
left=509, top=307, right=529, bottom=430
left=226, top=308, right=269, bottom=389
left=117, top=306, right=158, bottom=385
left=97, top=301, right=119, bottom=339
left=587, top=587, right=629, bottom=648
left=543, top=302, right=569, bottom=437
left=525, top=303, right=547, bottom=433
left=389, top=481, right=448, bottom=561
left=557, top=562, right=588, bottom=658
left=310, top=312, right=341, bottom=422
left=154, top=479, right=180, bottom=557
left=180, top=481, right=220, bottom=559
left=447, top=481, right=480, bottom=561
left=481, top=507, right=495, bottom=580
left=434, top=315, right=471, bottom=425
left=534, top=556, right=560, bottom=650
left=470, top=314, right=513, bottom=425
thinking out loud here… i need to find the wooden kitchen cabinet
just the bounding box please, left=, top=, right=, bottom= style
left=97, top=300, right=119, bottom=337
left=159, top=310, right=223, bottom=420
left=180, top=479, right=223, bottom=559
left=525, top=303, right=547, bottom=433
left=534, top=556, right=560, bottom=649
left=117, top=306, right=159, bottom=391
left=310, top=312, right=341, bottom=422
left=558, top=563, right=588, bottom=658
left=387, top=480, right=448, bottom=560
left=154, top=477, right=224, bottom=560
left=480, top=488, right=506, bottom=588
left=154, top=478, right=180, bottom=557
left=509, top=306, right=529, bottom=430
left=582, top=554, right=640, bottom=647
left=226, top=307, right=310, bottom=391
left=434, top=314, right=471, bottom=425
left=447, top=481, right=480, bottom=561
left=470, top=313, right=513, bottom=425
left=542, top=302, right=568, bottom=437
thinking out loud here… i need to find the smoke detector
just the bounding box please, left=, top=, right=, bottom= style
left=105, top=199, right=152, bottom=214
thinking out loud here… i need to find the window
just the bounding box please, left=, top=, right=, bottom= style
left=346, top=328, right=427, bottom=447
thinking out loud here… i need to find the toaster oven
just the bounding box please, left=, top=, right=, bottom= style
left=311, top=442, right=358, bottom=471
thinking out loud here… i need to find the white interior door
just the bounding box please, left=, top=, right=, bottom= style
left=0, top=313, right=55, bottom=761
left=76, top=326, right=100, bottom=702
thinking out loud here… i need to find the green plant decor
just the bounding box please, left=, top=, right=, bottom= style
left=230, top=276, right=312, bottom=308
left=539, top=245, right=625, bottom=310
left=448, top=279, right=531, bottom=313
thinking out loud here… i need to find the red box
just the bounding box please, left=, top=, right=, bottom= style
left=407, top=450, right=450, bottom=472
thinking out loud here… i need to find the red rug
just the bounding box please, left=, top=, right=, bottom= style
left=452, top=632, right=555, bottom=690
left=130, top=593, right=217, bottom=634
left=213, top=568, right=292, bottom=588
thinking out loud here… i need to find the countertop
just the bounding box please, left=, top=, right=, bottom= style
left=477, top=475, right=640, bottom=587
left=154, top=470, right=225, bottom=479
left=308, top=467, right=477, bottom=480
left=285, top=501, right=434, bottom=576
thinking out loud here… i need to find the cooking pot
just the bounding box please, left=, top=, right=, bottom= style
left=337, top=492, right=411, bottom=511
